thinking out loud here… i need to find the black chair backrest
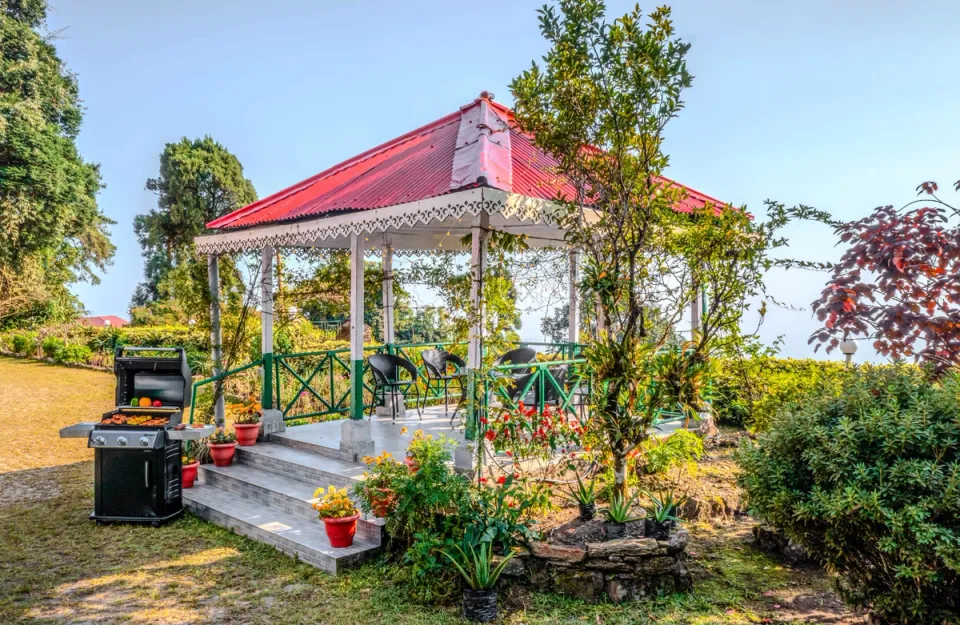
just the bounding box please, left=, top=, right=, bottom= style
left=422, top=349, right=467, bottom=378
left=421, top=349, right=447, bottom=378
left=368, top=354, right=418, bottom=385
left=493, top=347, right=537, bottom=368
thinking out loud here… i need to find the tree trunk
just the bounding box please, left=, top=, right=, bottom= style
left=612, top=452, right=627, bottom=499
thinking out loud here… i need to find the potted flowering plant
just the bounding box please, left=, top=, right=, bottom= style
left=404, top=429, right=454, bottom=473
left=356, top=451, right=405, bottom=517
left=181, top=441, right=200, bottom=488
left=312, top=486, right=361, bottom=548
left=208, top=428, right=237, bottom=467
left=229, top=394, right=262, bottom=446
left=441, top=540, right=516, bottom=623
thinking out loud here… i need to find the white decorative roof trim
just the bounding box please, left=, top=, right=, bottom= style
left=194, top=188, right=572, bottom=255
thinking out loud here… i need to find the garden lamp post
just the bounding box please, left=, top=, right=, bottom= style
left=839, top=339, right=858, bottom=365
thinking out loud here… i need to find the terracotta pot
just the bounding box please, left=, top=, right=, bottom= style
left=463, top=588, right=498, bottom=622
left=323, top=512, right=360, bottom=548
left=181, top=461, right=199, bottom=488
left=234, top=423, right=260, bottom=446
left=209, top=443, right=236, bottom=467
left=404, top=457, right=419, bottom=473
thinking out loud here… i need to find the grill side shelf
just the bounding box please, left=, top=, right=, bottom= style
left=166, top=425, right=216, bottom=440
left=59, top=422, right=98, bottom=439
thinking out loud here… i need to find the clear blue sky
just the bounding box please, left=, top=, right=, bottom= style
left=50, top=0, right=960, bottom=361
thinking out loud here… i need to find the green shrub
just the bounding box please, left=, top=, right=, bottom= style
left=10, top=332, right=37, bottom=356
left=41, top=336, right=65, bottom=359
left=639, top=430, right=704, bottom=475
left=737, top=366, right=960, bottom=625
left=54, top=343, right=93, bottom=365
left=711, top=356, right=849, bottom=431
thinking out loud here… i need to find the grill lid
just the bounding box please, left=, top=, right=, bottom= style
left=114, top=346, right=192, bottom=409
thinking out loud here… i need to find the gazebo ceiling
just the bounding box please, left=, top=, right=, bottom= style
left=195, top=92, right=727, bottom=255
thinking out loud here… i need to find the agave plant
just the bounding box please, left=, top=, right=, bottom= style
left=641, top=489, right=685, bottom=523
left=603, top=489, right=641, bottom=524
left=440, top=540, right=516, bottom=591
left=560, top=472, right=597, bottom=506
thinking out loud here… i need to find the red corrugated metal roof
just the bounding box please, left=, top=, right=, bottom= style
left=207, top=94, right=728, bottom=230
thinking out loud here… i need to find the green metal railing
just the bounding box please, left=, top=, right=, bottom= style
left=188, top=358, right=264, bottom=424
left=187, top=339, right=694, bottom=429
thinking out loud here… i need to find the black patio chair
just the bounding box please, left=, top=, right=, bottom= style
left=490, top=347, right=538, bottom=406
left=421, top=349, right=467, bottom=416
left=367, top=354, right=422, bottom=421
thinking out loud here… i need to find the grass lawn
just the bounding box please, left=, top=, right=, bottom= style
left=0, top=356, right=863, bottom=624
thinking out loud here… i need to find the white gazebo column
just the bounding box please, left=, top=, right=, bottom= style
left=259, top=246, right=285, bottom=435
left=457, top=214, right=488, bottom=473
left=207, top=254, right=225, bottom=427
left=341, top=233, right=374, bottom=460
left=568, top=249, right=580, bottom=349
left=376, top=235, right=405, bottom=417
left=690, top=288, right=702, bottom=337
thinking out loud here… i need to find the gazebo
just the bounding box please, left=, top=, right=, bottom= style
left=194, top=92, right=724, bottom=465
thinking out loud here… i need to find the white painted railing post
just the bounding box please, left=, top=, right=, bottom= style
left=568, top=249, right=580, bottom=346
left=207, top=254, right=225, bottom=427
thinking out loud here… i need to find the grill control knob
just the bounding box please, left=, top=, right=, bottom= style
left=139, top=436, right=150, bottom=447
left=117, top=436, right=128, bottom=446
left=94, top=436, right=105, bottom=446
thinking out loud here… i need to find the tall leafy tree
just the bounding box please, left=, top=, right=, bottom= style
left=132, top=136, right=257, bottom=314
left=512, top=1, right=787, bottom=494
left=0, top=0, right=114, bottom=326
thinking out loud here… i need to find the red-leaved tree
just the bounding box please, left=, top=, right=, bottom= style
left=811, top=180, right=960, bottom=371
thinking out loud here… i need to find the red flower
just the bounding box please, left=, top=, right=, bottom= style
left=505, top=450, right=512, bottom=456
left=479, top=417, right=488, bottom=424
left=497, top=476, right=506, bottom=485
left=484, top=430, right=496, bottom=441
left=479, top=477, right=487, bottom=484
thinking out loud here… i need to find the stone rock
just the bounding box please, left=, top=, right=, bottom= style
left=529, top=541, right=586, bottom=564
left=634, top=555, right=680, bottom=576
left=661, top=528, right=690, bottom=556
left=495, top=554, right=527, bottom=577
left=605, top=578, right=633, bottom=603
left=553, top=569, right=604, bottom=602
left=282, top=583, right=311, bottom=594
left=583, top=559, right=633, bottom=573
left=752, top=524, right=812, bottom=564
left=549, top=517, right=607, bottom=546
left=586, top=538, right=659, bottom=559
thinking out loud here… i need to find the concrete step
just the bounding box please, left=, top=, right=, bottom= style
left=235, top=442, right=366, bottom=489
left=199, top=463, right=385, bottom=545
left=183, top=483, right=379, bottom=575
left=268, top=429, right=344, bottom=460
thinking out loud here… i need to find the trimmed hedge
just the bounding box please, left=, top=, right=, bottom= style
left=710, top=357, right=849, bottom=432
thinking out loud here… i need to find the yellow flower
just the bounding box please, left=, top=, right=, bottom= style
left=399, top=427, right=408, bottom=435
left=313, top=487, right=325, bottom=498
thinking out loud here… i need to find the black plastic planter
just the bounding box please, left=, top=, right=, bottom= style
left=605, top=521, right=626, bottom=539
left=578, top=502, right=597, bottom=521
left=463, top=589, right=498, bottom=622
left=645, top=519, right=671, bottom=540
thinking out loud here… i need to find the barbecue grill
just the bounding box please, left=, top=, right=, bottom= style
left=60, top=346, right=213, bottom=526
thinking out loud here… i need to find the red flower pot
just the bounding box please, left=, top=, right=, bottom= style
left=234, top=423, right=260, bottom=446
left=209, top=443, right=236, bottom=467
left=323, top=513, right=360, bottom=548
left=181, top=461, right=199, bottom=488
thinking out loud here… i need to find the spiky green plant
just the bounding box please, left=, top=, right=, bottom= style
left=439, top=540, right=516, bottom=591
left=603, top=490, right=640, bottom=524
